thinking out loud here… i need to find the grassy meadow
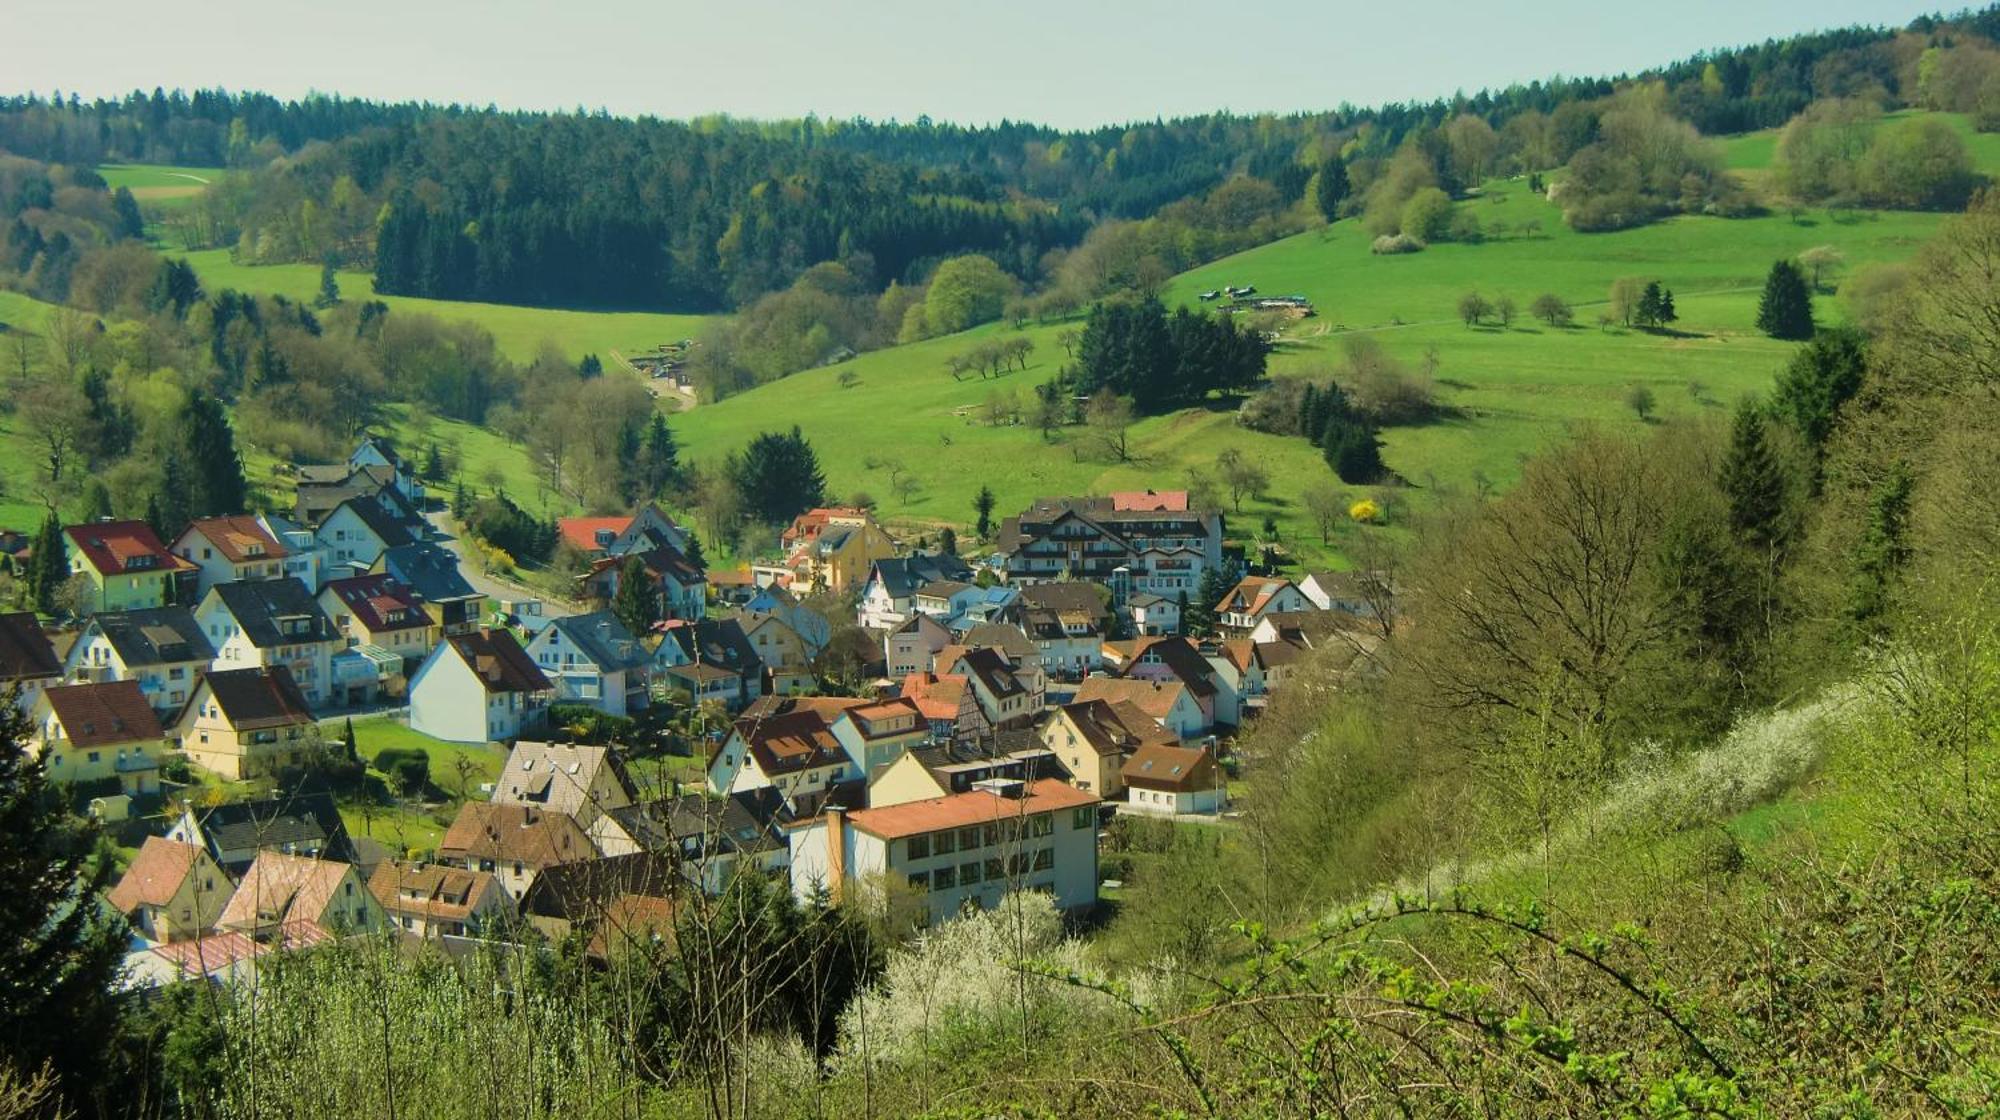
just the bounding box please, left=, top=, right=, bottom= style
left=99, top=163, right=221, bottom=207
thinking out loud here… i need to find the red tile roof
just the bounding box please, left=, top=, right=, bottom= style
left=442, top=629, right=550, bottom=694
left=1109, top=490, right=1189, bottom=512
left=181, top=516, right=288, bottom=563
left=107, top=836, right=203, bottom=912
left=64, top=520, right=191, bottom=578
left=841, top=778, right=1098, bottom=840
left=323, top=574, right=429, bottom=634
left=43, top=680, right=163, bottom=747
left=557, top=516, right=633, bottom=554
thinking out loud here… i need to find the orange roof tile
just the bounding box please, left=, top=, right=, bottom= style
left=840, top=778, right=1098, bottom=840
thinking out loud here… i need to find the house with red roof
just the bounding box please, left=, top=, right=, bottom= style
left=64, top=520, right=194, bottom=613
left=172, top=516, right=289, bottom=597
left=1215, top=575, right=1314, bottom=633
left=30, top=680, right=166, bottom=792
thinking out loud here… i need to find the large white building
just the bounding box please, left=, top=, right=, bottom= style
left=786, top=778, right=1101, bottom=926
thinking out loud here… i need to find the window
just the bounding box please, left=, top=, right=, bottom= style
left=1072, top=807, right=1095, bottom=831
left=1007, top=853, right=1029, bottom=877
left=984, top=858, right=1004, bottom=882
left=958, top=826, right=980, bottom=851
left=933, top=865, right=956, bottom=889
left=981, top=824, right=999, bottom=848
left=960, top=861, right=982, bottom=885
left=1030, top=814, right=1053, bottom=838
left=934, top=830, right=957, bottom=856
left=905, top=834, right=930, bottom=859
left=1032, top=847, right=1054, bottom=872
left=908, top=871, right=929, bottom=892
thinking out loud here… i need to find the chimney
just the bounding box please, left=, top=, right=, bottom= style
left=824, top=806, right=846, bottom=904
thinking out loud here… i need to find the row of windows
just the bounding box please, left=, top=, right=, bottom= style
left=903, top=808, right=1088, bottom=861
left=908, top=846, right=1056, bottom=892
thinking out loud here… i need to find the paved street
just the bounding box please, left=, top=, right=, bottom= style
left=423, top=510, right=582, bottom=620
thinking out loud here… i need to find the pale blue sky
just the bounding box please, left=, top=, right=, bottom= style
left=2, top=0, right=1946, bottom=129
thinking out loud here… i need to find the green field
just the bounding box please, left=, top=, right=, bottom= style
left=171, top=248, right=714, bottom=363
left=672, top=185, right=1947, bottom=567
left=99, top=163, right=222, bottom=209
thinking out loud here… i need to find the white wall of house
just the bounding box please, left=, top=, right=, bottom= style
left=315, top=506, right=393, bottom=570
left=194, top=600, right=336, bottom=707
left=409, top=647, right=540, bottom=744
left=525, top=627, right=635, bottom=718
left=64, top=634, right=202, bottom=714
left=1123, top=784, right=1226, bottom=817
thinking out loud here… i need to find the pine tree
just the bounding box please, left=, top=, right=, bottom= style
left=313, top=261, right=341, bottom=309
left=154, top=453, right=193, bottom=543
left=641, top=412, right=681, bottom=497
left=612, top=555, right=661, bottom=638
left=1771, top=327, right=1866, bottom=458
left=973, top=485, right=996, bottom=539
left=1718, top=399, right=1789, bottom=553
left=342, top=716, right=359, bottom=762
left=422, top=442, right=446, bottom=483
left=1174, top=589, right=1191, bottom=636
left=1636, top=282, right=1665, bottom=329
left=180, top=392, right=246, bottom=518
left=938, top=527, right=958, bottom=557
left=80, top=480, right=112, bottom=523
left=1657, top=287, right=1677, bottom=327
left=1755, top=259, right=1815, bottom=341
left=681, top=531, right=706, bottom=573
left=24, top=511, right=66, bottom=616
left=1186, top=566, right=1227, bottom=637
left=110, top=186, right=144, bottom=240
left=1322, top=417, right=1386, bottom=485
left=0, top=700, right=126, bottom=1098
left=1314, top=156, right=1350, bottom=222
left=1849, top=464, right=1913, bottom=624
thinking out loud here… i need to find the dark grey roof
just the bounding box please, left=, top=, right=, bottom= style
left=548, top=611, right=649, bottom=672
left=210, top=579, right=339, bottom=649
left=380, top=544, right=480, bottom=604
left=1018, top=581, right=1110, bottom=616
left=188, top=790, right=354, bottom=864
left=198, top=666, right=317, bottom=729
left=86, top=606, right=215, bottom=667
left=605, top=791, right=785, bottom=860
left=0, top=612, right=61, bottom=681
left=672, top=618, right=763, bottom=675
left=869, top=553, right=974, bottom=599
left=330, top=496, right=417, bottom=549
left=518, top=852, right=680, bottom=921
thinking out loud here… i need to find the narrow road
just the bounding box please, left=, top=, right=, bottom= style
left=423, top=510, right=583, bottom=619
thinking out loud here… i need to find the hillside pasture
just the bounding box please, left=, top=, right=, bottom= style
left=98, top=163, right=221, bottom=208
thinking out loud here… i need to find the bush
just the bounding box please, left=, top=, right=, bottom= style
left=547, top=704, right=638, bottom=745
left=1370, top=233, right=1424, bottom=255
left=373, top=747, right=431, bottom=796
left=1349, top=498, right=1382, bottom=523
left=1400, top=188, right=1454, bottom=243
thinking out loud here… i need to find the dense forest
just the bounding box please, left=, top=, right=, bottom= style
left=8, top=6, right=2000, bottom=318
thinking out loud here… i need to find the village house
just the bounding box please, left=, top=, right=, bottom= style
left=582, top=541, right=707, bottom=622
left=785, top=778, right=1102, bottom=926
left=217, top=851, right=385, bottom=941
left=1, top=611, right=65, bottom=714
left=526, top=611, right=652, bottom=717
left=375, top=543, right=487, bottom=635
left=317, top=574, right=434, bottom=702
left=958, top=622, right=1045, bottom=675
left=778, top=507, right=896, bottom=594
left=558, top=515, right=636, bottom=561
left=367, top=860, right=513, bottom=939
left=170, top=666, right=321, bottom=780
left=739, top=612, right=816, bottom=696
left=172, top=516, right=291, bottom=599
left=63, top=606, right=215, bottom=716
left=898, top=670, right=990, bottom=746
left=739, top=584, right=832, bottom=652
left=938, top=645, right=1041, bottom=730
left=1126, top=592, right=1181, bottom=637
left=992, top=492, right=1223, bottom=598
left=1040, top=697, right=1179, bottom=798
left=705, top=703, right=865, bottom=800
left=315, top=495, right=420, bottom=575
left=913, top=579, right=983, bottom=623
left=517, top=853, right=681, bottom=958
left=30, top=680, right=165, bottom=793
left=867, top=743, right=1067, bottom=808
left=196, top=578, right=344, bottom=707
left=436, top=802, right=597, bottom=900
left=856, top=553, right=975, bottom=629
left=166, top=788, right=355, bottom=875
left=1102, top=637, right=1224, bottom=729
left=1019, top=605, right=1104, bottom=677
left=255, top=512, right=331, bottom=593
left=589, top=791, right=789, bottom=894
left=1121, top=743, right=1227, bottom=817
left=347, top=433, right=427, bottom=505
left=408, top=629, right=552, bottom=744
left=106, top=836, right=231, bottom=944
left=884, top=613, right=953, bottom=678
left=1215, top=575, right=1315, bottom=633
left=1210, top=640, right=1272, bottom=713
left=829, top=697, right=930, bottom=781
left=1299, top=570, right=1392, bottom=616
left=64, top=520, right=195, bottom=614
left=1072, top=675, right=1208, bottom=740
left=491, top=741, right=637, bottom=831
left=651, top=618, right=764, bottom=711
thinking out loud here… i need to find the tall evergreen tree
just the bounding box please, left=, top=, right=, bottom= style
left=1719, top=399, right=1789, bottom=553
left=180, top=392, right=247, bottom=518
left=110, top=186, right=145, bottom=240
left=1186, top=566, right=1228, bottom=637
left=681, top=531, right=706, bottom=573
left=23, top=511, right=66, bottom=616
left=973, top=485, right=996, bottom=539
left=1770, top=327, right=1866, bottom=457
left=1849, top=464, right=1913, bottom=624
left=1322, top=416, right=1386, bottom=485
left=612, top=555, right=661, bottom=638
left=79, top=480, right=112, bottom=523
left=726, top=426, right=827, bottom=525
left=0, top=698, right=126, bottom=1104
left=1314, top=156, right=1350, bottom=222
left=153, top=454, right=192, bottom=545
left=313, top=261, right=341, bottom=309
left=1755, top=259, right=1816, bottom=340
left=640, top=412, right=681, bottom=497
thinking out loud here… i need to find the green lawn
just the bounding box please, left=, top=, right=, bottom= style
left=170, top=248, right=715, bottom=362
left=335, top=714, right=509, bottom=802
left=98, top=163, right=222, bottom=209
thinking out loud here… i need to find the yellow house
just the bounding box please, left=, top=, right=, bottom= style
left=106, top=836, right=231, bottom=943
left=31, top=680, right=167, bottom=794
left=1039, top=698, right=1178, bottom=799
left=780, top=508, right=896, bottom=594
left=63, top=520, right=196, bottom=614
left=172, top=667, right=320, bottom=781
left=741, top=613, right=815, bottom=695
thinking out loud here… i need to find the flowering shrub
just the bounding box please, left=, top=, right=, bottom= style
left=1349, top=498, right=1382, bottom=523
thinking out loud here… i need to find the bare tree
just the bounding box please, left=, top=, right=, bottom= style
left=1215, top=448, right=1269, bottom=514
left=1303, top=483, right=1344, bottom=544
left=1081, top=390, right=1135, bottom=463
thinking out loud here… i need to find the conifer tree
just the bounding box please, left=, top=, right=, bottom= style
left=154, top=452, right=193, bottom=543
left=1755, top=259, right=1815, bottom=340
left=23, top=511, right=66, bottom=616
left=973, top=485, right=996, bottom=539
left=313, top=261, right=341, bottom=309
left=1849, top=464, right=1913, bottom=624
left=1719, top=399, right=1789, bottom=553
left=640, top=412, right=681, bottom=497
left=1770, top=327, right=1866, bottom=458
left=612, top=555, right=661, bottom=638
left=180, top=392, right=246, bottom=518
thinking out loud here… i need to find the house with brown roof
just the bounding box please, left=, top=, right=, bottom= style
left=884, top=612, right=952, bottom=678
left=517, top=852, right=681, bottom=956
left=30, top=680, right=166, bottom=792
left=437, top=802, right=598, bottom=900
left=368, top=860, right=513, bottom=939
left=0, top=611, right=63, bottom=714
left=217, top=851, right=384, bottom=941
left=829, top=697, right=930, bottom=779
left=62, top=607, right=214, bottom=716
left=491, top=741, right=636, bottom=830
left=1072, top=675, right=1207, bottom=740
left=106, top=836, right=230, bottom=943
left=63, top=520, right=195, bottom=614
left=1121, top=743, right=1226, bottom=816
left=1101, top=637, right=1224, bottom=728
left=581, top=541, right=707, bottom=622
left=993, top=495, right=1222, bottom=599
left=172, top=516, right=290, bottom=598
left=785, top=778, right=1101, bottom=926
left=170, top=666, right=320, bottom=780
left=1215, top=575, right=1314, bottom=633
left=739, top=612, right=815, bottom=696
left=898, top=671, right=989, bottom=746
left=706, top=703, right=864, bottom=801
left=408, top=629, right=552, bottom=744
left=195, top=578, right=344, bottom=707
left=1040, top=698, right=1179, bottom=798
left=937, top=645, right=1042, bottom=730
